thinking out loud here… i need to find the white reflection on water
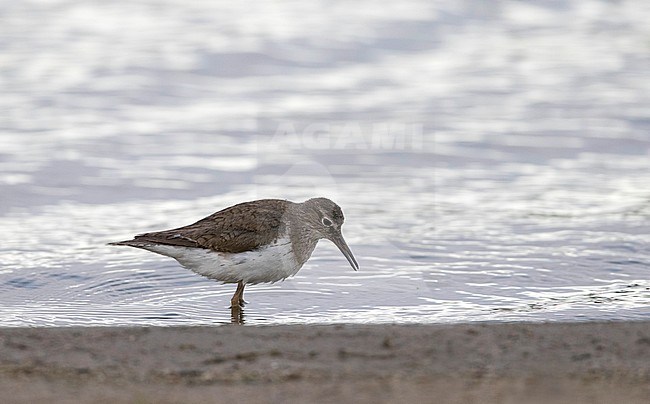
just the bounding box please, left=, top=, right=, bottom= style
left=1, top=0, right=650, bottom=326
left=0, top=191, right=648, bottom=326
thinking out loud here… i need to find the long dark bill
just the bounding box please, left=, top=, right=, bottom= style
left=331, top=232, right=359, bottom=271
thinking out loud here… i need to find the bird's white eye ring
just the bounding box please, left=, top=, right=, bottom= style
left=322, top=217, right=332, bottom=226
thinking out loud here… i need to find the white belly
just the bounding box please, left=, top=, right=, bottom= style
left=143, top=238, right=303, bottom=285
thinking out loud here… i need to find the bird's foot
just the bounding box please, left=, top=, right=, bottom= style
left=230, top=306, right=244, bottom=325
left=230, top=298, right=246, bottom=309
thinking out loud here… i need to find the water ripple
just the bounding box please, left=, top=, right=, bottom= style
left=1, top=0, right=649, bottom=325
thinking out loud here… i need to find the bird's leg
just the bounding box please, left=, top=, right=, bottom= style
left=230, top=281, right=246, bottom=308
left=239, top=284, right=247, bottom=307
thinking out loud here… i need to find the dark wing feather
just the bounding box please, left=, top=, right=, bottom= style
left=126, top=199, right=290, bottom=253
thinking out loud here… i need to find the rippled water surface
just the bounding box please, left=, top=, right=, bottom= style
left=1, top=0, right=649, bottom=326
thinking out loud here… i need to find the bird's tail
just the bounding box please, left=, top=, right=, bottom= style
left=108, top=240, right=144, bottom=247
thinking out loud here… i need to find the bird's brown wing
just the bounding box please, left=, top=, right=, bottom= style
left=126, top=199, right=291, bottom=253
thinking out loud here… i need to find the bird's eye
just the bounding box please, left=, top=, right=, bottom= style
left=322, top=217, right=332, bottom=227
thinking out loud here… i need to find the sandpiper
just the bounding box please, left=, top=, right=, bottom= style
left=109, top=197, right=359, bottom=308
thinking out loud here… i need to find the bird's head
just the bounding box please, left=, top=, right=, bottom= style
left=301, top=197, right=359, bottom=271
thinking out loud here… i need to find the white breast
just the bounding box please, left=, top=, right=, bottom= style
left=143, top=238, right=303, bottom=285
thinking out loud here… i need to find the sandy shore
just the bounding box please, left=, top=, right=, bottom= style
left=1, top=321, right=649, bottom=403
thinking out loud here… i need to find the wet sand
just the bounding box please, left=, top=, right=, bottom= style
left=1, top=321, right=649, bottom=403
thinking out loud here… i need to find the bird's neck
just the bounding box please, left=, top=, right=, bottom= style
left=287, top=206, right=320, bottom=266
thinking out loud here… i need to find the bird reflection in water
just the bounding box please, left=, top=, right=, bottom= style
left=230, top=305, right=245, bottom=325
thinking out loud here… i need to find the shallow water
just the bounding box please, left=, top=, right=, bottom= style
left=1, top=0, right=649, bottom=326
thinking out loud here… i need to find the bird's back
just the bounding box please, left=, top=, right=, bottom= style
left=111, top=199, right=293, bottom=253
